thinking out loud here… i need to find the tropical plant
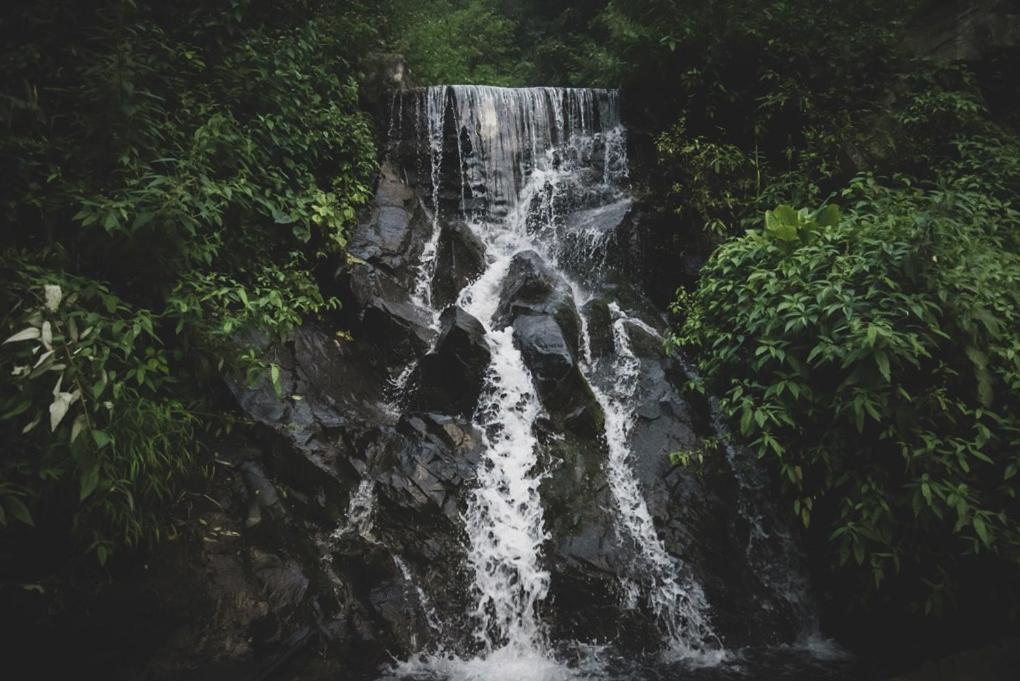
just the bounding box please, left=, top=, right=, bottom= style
left=672, top=176, right=1020, bottom=614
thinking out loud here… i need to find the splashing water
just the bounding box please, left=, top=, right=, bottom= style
left=382, top=86, right=728, bottom=679
left=581, top=304, right=723, bottom=663
left=332, top=479, right=377, bottom=543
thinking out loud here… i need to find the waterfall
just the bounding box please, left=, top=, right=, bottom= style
left=411, top=87, right=448, bottom=323
left=385, top=86, right=725, bottom=679
left=581, top=304, right=721, bottom=661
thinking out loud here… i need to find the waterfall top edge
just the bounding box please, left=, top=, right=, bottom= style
left=391, top=85, right=620, bottom=94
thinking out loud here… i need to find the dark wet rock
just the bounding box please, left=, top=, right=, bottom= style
left=240, top=460, right=283, bottom=528
left=368, top=412, right=483, bottom=522
left=495, top=250, right=580, bottom=348
left=581, top=298, right=613, bottom=360
left=361, top=295, right=434, bottom=361
left=228, top=325, right=390, bottom=486
left=614, top=206, right=711, bottom=307
left=252, top=549, right=310, bottom=612
left=512, top=315, right=573, bottom=378
left=432, top=220, right=486, bottom=309
left=493, top=251, right=603, bottom=436
left=538, top=426, right=643, bottom=647
left=558, top=199, right=631, bottom=284
left=511, top=315, right=602, bottom=437
left=342, top=259, right=435, bottom=364
left=411, top=306, right=491, bottom=418
left=350, top=163, right=419, bottom=277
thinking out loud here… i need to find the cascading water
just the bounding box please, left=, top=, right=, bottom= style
left=383, top=86, right=724, bottom=680
left=581, top=304, right=721, bottom=661
left=363, top=84, right=854, bottom=681
left=411, top=87, right=449, bottom=323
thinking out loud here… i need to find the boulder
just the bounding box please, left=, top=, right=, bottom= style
left=411, top=306, right=491, bottom=418
left=510, top=315, right=601, bottom=436
left=431, top=221, right=486, bottom=309
left=491, top=251, right=603, bottom=437
left=494, top=250, right=580, bottom=348
left=360, top=295, right=434, bottom=362
left=349, top=163, right=417, bottom=275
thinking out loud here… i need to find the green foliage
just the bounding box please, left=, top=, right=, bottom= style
left=668, top=437, right=720, bottom=468
left=672, top=176, right=1020, bottom=611
left=0, top=264, right=199, bottom=563
left=0, top=0, right=378, bottom=563
left=387, top=0, right=530, bottom=85
left=655, top=119, right=759, bottom=238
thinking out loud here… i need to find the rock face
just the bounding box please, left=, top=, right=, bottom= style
left=431, top=220, right=486, bottom=309
left=494, top=251, right=603, bottom=436
left=350, top=162, right=422, bottom=283
left=411, top=306, right=491, bottom=418
left=343, top=161, right=436, bottom=364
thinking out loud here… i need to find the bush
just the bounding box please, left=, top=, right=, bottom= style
left=0, top=0, right=378, bottom=565
left=672, top=174, right=1020, bottom=614
left=0, top=264, right=199, bottom=564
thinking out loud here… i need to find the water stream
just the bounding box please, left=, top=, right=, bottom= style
left=369, top=86, right=851, bottom=681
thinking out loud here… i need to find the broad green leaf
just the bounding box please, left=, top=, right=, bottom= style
left=50, top=392, right=75, bottom=431
left=4, top=496, right=34, bottom=526
left=814, top=204, right=841, bottom=227
left=973, top=515, right=991, bottom=547
left=773, top=204, right=799, bottom=225
left=80, top=465, right=100, bottom=500
left=875, top=350, right=891, bottom=382
left=3, top=327, right=41, bottom=344
left=271, top=364, right=283, bottom=398
left=292, top=221, right=312, bottom=243
left=70, top=414, right=88, bottom=443
left=44, top=284, right=63, bottom=312
left=92, top=429, right=112, bottom=449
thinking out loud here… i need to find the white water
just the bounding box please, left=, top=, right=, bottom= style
left=385, top=86, right=723, bottom=679
left=395, top=554, right=444, bottom=635
left=332, top=479, right=377, bottom=543
left=411, top=87, right=448, bottom=325
left=581, top=305, right=721, bottom=662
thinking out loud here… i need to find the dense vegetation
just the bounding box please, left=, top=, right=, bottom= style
left=2, top=0, right=1018, bottom=657
left=0, top=0, right=379, bottom=570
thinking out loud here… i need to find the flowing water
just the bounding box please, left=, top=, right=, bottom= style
left=366, top=86, right=856, bottom=681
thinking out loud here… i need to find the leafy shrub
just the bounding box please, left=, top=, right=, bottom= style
left=672, top=175, right=1020, bottom=613
left=655, top=118, right=759, bottom=238
left=0, top=0, right=378, bottom=564
left=0, top=263, right=199, bottom=564
left=387, top=0, right=530, bottom=85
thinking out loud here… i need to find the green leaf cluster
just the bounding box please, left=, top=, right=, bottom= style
left=673, top=175, right=1020, bottom=612
left=0, top=0, right=378, bottom=564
